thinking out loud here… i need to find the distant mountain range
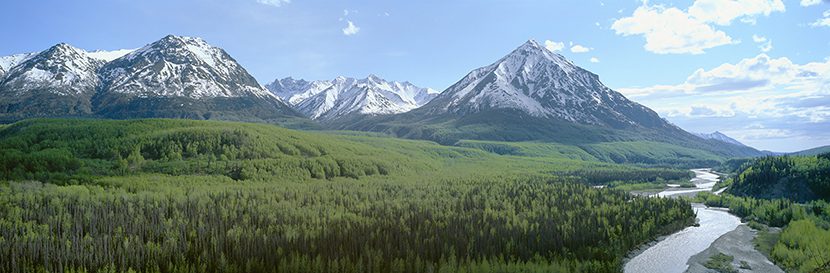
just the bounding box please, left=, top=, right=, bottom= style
left=0, top=36, right=770, bottom=161
left=265, top=75, right=437, bottom=121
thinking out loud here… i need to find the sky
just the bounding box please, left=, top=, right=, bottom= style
left=1, top=0, right=828, bottom=152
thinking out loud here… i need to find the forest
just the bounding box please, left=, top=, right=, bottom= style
left=0, top=118, right=699, bottom=273
left=725, top=154, right=830, bottom=202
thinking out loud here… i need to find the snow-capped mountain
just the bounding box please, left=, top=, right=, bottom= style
left=99, top=35, right=274, bottom=99
left=265, top=75, right=438, bottom=120
left=93, top=35, right=298, bottom=120
left=422, top=40, right=668, bottom=128
left=0, top=44, right=105, bottom=117
left=1, top=43, right=104, bottom=96
left=0, top=35, right=301, bottom=123
left=336, top=39, right=763, bottom=158
left=694, top=131, right=747, bottom=147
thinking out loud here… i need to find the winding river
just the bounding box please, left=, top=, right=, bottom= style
left=624, top=169, right=742, bottom=273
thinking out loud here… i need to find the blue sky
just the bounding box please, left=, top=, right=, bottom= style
left=1, top=0, right=829, bottom=152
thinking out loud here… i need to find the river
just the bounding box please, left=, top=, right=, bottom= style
left=624, top=169, right=742, bottom=273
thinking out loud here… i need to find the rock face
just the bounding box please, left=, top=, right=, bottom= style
left=421, top=40, right=669, bottom=129
left=0, top=44, right=104, bottom=118
left=0, top=35, right=301, bottom=123
left=266, top=75, right=438, bottom=120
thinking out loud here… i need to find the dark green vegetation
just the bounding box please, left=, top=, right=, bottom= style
left=703, top=252, right=737, bottom=273
left=725, top=154, right=830, bottom=202
left=0, top=118, right=697, bottom=273
left=697, top=153, right=830, bottom=273
left=457, top=139, right=723, bottom=167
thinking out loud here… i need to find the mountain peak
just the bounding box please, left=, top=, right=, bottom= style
left=0, top=41, right=103, bottom=104
left=420, top=39, right=664, bottom=128
left=100, top=35, right=273, bottom=99
left=519, top=39, right=544, bottom=50
left=41, top=43, right=88, bottom=58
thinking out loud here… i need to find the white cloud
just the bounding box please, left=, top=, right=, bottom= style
left=544, top=40, right=565, bottom=52
left=688, top=0, right=785, bottom=26
left=618, top=54, right=830, bottom=150
left=570, top=45, right=592, bottom=53
left=256, top=0, right=290, bottom=7
left=342, top=21, right=360, bottom=36
left=801, top=0, right=822, bottom=6
left=759, top=41, right=773, bottom=52
left=752, top=35, right=767, bottom=43
left=811, top=10, right=830, bottom=27
left=611, top=4, right=735, bottom=54
left=612, top=1, right=784, bottom=54
left=590, top=57, right=600, bottom=63
left=752, top=35, right=773, bottom=52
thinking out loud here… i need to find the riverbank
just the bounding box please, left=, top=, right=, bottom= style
left=685, top=225, right=783, bottom=273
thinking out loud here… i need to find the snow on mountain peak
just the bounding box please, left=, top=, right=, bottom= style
left=0, top=43, right=104, bottom=96
left=86, top=49, right=136, bottom=62
left=100, top=35, right=274, bottom=99
left=265, top=75, right=438, bottom=120
left=422, top=40, right=663, bottom=128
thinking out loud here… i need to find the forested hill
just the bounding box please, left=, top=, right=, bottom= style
left=0, top=118, right=490, bottom=183
left=724, top=153, right=830, bottom=202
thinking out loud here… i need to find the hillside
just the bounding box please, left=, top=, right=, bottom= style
left=724, top=154, right=830, bottom=202
left=791, top=145, right=830, bottom=156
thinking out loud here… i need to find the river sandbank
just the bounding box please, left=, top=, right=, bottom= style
left=685, top=225, right=783, bottom=273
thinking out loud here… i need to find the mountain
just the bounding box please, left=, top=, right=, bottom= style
left=421, top=40, right=669, bottom=129
left=0, top=35, right=307, bottom=126
left=0, top=52, right=37, bottom=79
left=694, top=131, right=746, bottom=147
left=0, top=44, right=105, bottom=120
left=266, top=75, right=438, bottom=120
left=335, top=40, right=763, bottom=161
left=93, top=35, right=303, bottom=123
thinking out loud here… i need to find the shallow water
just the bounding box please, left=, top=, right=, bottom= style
left=625, top=169, right=742, bottom=273
left=624, top=204, right=741, bottom=273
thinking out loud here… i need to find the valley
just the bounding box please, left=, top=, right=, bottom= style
left=0, top=29, right=827, bottom=273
